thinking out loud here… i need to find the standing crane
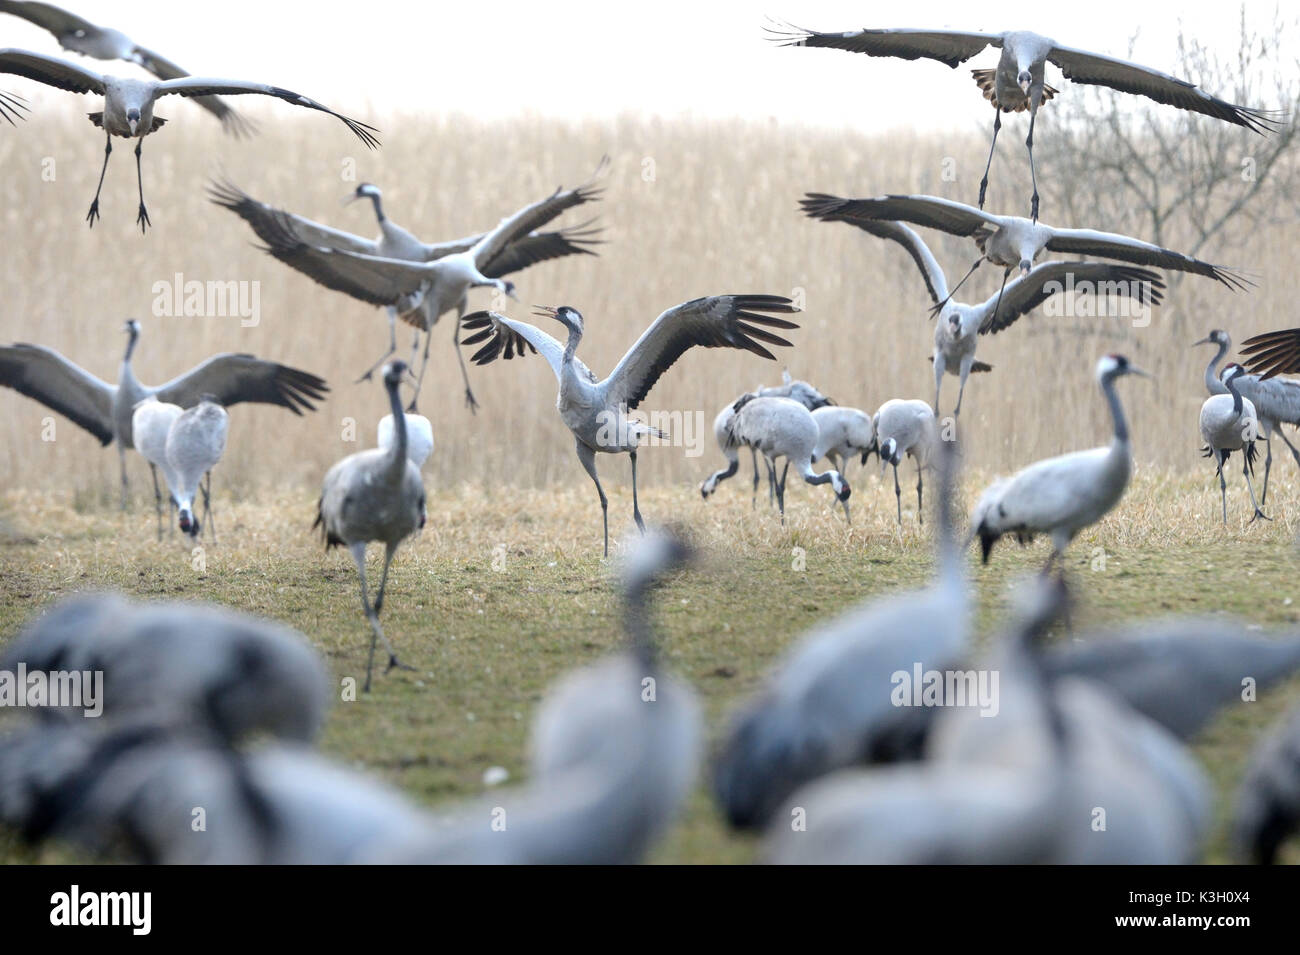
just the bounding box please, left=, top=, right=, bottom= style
left=1198, top=362, right=1268, bottom=525
left=0, top=320, right=328, bottom=507
left=1195, top=329, right=1300, bottom=504
left=0, top=48, right=378, bottom=230
left=873, top=399, right=938, bottom=524
left=458, top=296, right=800, bottom=556
left=165, top=396, right=227, bottom=542
left=971, top=354, right=1149, bottom=568
left=811, top=405, right=875, bottom=522
left=129, top=395, right=182, bottom=539
left=314, top=361, right=426, bottom=692
left=771, top=23, right=1278, bottom=219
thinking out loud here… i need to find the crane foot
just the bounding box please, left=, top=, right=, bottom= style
left=86, top=200, right=101, bottom=229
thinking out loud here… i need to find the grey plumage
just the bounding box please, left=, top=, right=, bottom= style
left=165, top=396, right=227, bottom=540
left=314, top=361, right=426, bottom=691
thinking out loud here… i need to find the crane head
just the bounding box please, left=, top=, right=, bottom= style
left=1017, top=70, right=1032, bottom=96
left=497, top=279, right=518, bottom=301
left=1096, top=353, right=1151, bottom=383
left=1222, top=362, right=1248, bottom=384
left=346, top=183, right=382, bottom=205
left=1192, top=330, right=1229, bottom=348
left=535, top=305, right=583, bottom=335
left=177, top=505, right=199, bottom=538
left=879, top=437, right=902, bottom=467
left=831, top=473, right=851, bottom=502
left=126, top=107, right=140, bottom=136
left=124, top=319, right=140, bottom=338
left=381, top=360, right=412, bottom=389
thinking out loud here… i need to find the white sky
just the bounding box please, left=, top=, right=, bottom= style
left=0, top=1, right=1291, bottom=130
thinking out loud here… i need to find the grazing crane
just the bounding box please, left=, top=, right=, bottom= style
left=700, top=375, right=832, bottom=507
left=0, top=48, right=378, bottom=231
left=1045, top=620, right=1300, bottom=741
left=811, top=405, right=875, bottom=521
left=165, top=396, right=227, bottom=542
left=459, top=296, right=801, bottom=556
left=724, top=395, right=850, bottom=522
left=873, top=399, right=937, bottom=524
left=1232, top=705, right=1300, bottom=864
left=712, top=440, right=968, bottom=830
left=1196, top=329, right=1300, bottom=504
left=314, top=361, right=426, bottom=692
left=1199, top=362, right=1267, bottom=524
left=771, top=23, right=1279, bottom=219
left=377, top=528, right=703, bottom=864
left=211, top=164, right=604, bottom=410
left=971, top=354, right=1148, bottom=568
left=129, top=395, right=181, bottom=539
left=0, top=1, right=252, bottom=134
left=805, top=213, right=1165, bottom=414
left=802, top=193, right=1246, bottom=326
left=0, top=591, right=330, bottom=743
left=0, top=319, right=327, bottom=508
left=377, top=412, right=433, bottom=469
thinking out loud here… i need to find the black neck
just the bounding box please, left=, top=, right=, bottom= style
left=369, top=193, right=386, bottom=223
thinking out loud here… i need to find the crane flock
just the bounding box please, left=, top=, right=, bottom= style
left=1, top=4, right=1299, bottom=869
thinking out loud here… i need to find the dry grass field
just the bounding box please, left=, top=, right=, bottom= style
left=2, top=106, right=1300, bottom=864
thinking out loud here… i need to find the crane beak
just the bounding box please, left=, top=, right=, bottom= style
left=531, top=305, right=559, bottom=320
left=1191, top=337, right=1212, bottom=347
left=1129, top=365, right=1154, bottom=380
left=342, top=192, right=359, bottom=206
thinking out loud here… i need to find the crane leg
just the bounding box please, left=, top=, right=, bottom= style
left=349, top=544, right=402, bottom=693
left=118, top=443, right=129, bottom=511
left=576, top=441, right=609, bottom=557
left=916, top=466, right=925, bottom=525
left=836, top=455, right=851, bottom=524
left=86, top=130, right=111, bottom=228
left=373, top=543, right=416, bottom=673
left=977, top=107, right=1002, bottom=211
left=928, top=259, right=982, bottom=316
left=1218, top=451, right=1229, bottom=525
left=989, top=267, right=1012, bottom=329
left=776, top=460, right=789, bottom=524
left=1273, top=424, right=1300, bottom=472
left=954, top=362, right=971, bottom=417
left=1025, top=103, right=1040, bottom=222
left=1261, top=433, right=1273, bottom=505
left=355, top=306, right=399, bottom=383
left=133, top=138, right=150, bottom=234
left=767, top=457, right=778, bottom=507
left=750, top=447, right=760, bottom=509
left=893, top=463, right=902, bottom=525
left=629, top=449, right=646, bottom=535
left=200, top=471, right=217, bottom=545
left=450, top=304, right=479, bottom=414
left=149, top=463, right=163, bottom=541
left=1243, top=453, right=1270, bottom=524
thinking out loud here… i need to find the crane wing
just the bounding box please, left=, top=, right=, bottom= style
left=807, top=212, right=948, bottom=305
left=130, top=45, right=254, bottom=136
left=603, top=295, right=800, bottom=411
left=1239, top=329, right=1300, bottom=381
left=0, top=2, right=95, bottom=38
left=0, top=87, right=26, bottom=124
left=480, top=222, right=603, bottom=279
left=802, top=192, right=1000, bottom=239
left=459, top=311, right=594, bottom=384
left=0, top=343, right=115, bottom=444
left=0, top=47, right=104, bottom=94
left=246, top=209, right=433, bottom=307
left=154, top=355, right=328, bottom=415
left=155, top=76, right=378, bottom=147
left=978, top=263, right=1165, bottom=335
left=1043, top=228, right=1250, bottom=290
left=766, top=22, right=998, bottom=68
left=467, top=157, right=607, bottom=269
left=1046, top=44, right=1281, bottom=134
left=209, top=180, right=379, bottom=255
